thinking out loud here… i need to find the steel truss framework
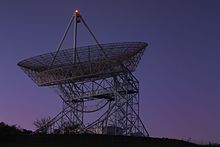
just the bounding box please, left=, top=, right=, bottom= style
left=18, top=10, right=149, bottom=137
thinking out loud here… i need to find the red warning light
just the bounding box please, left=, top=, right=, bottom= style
left=75, top=9, right=80, bottom=16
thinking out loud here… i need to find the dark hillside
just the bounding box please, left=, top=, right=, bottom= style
left=0, top=123, right=219, bottom=147
left=0, top=134, right=219, bottom=147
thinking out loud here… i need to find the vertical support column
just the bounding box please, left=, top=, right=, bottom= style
left=73, top=10, right=79, bottom=64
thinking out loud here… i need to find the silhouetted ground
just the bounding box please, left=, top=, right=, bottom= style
left=0, top=134, right=220, bottom=147
left=0, top=122, right=32, bottom=136
left=0, top=123, right=219, bottom=147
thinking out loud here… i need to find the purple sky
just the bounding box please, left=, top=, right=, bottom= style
left=0, top=0, right=220, bottom=144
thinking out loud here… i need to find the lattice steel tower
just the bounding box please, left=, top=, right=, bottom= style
left=18, top=10, right=149, bottom=136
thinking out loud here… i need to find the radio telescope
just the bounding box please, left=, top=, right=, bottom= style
left=18, top=10, right=149, bottom=136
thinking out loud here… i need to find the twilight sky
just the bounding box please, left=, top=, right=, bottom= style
left=0, top=0, right=220, bottom=144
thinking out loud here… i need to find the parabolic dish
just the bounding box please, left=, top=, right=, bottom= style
left=18, top=42, right=148, bottom=86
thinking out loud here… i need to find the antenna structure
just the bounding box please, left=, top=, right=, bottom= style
left=18, top=10, right=149, bottom=137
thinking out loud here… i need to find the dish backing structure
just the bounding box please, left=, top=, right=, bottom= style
left=18, top=10, right=149, bottom=137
